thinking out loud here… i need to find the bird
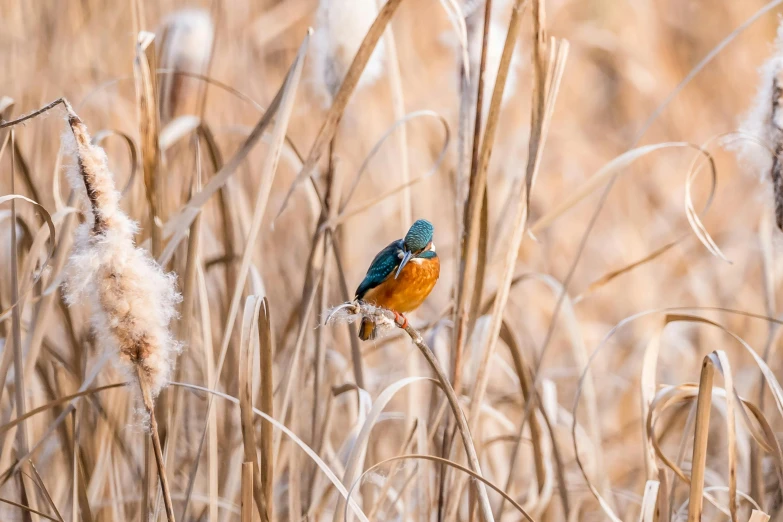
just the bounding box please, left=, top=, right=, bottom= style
left=354, top=219, right=440, bottom=340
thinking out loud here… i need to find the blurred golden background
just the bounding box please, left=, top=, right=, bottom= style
left=1, top=0, right=783, bottom=520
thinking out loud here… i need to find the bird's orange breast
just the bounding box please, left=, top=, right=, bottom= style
left=361, top=256, right=440, bottom=313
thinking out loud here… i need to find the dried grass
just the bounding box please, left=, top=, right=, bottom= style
left=2, top=1, right=783, bottom=521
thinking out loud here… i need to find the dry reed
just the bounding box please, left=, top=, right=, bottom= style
left=2, top=1, right=783, bottom=521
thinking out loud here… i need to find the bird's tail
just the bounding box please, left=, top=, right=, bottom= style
left=358, top=317, right=377, bottom=341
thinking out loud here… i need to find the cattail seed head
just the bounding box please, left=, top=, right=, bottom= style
left=62, top=107, right=182, bottom=397
left=737, top=20, right=783, bottom=230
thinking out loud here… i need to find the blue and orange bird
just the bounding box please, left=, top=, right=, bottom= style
left=354, top=219, right=440, bottom=340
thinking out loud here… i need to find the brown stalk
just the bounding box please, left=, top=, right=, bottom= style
left=134, top=32, right=163, bottom=258
left=464, top=0, right=493, bottom=346
left=241, top=462, right=254, bottom=522
left=136, top=367, right=176, bottom=522
left=452, top=0, right=526, bottom=398
left=686, top=357, right=714, bottom=522
left=10, top=130, right=36, bottom=522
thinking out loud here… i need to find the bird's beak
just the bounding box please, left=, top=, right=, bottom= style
left=395, top=250, right=412, bottom=279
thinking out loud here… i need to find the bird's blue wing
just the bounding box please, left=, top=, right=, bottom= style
left=355, top=239, right=403, bottom=299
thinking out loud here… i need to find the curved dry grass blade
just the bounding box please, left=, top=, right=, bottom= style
left=16, top=206, right=78, bottom=394
left=275, top=0, right=406, bottom=219
left=534, top=12, right=783, bottom=474
left=336, top=376, right=435, bottom=522
left=344, top=454, right=534, bottom=522
left=576, top=308, right=783, bottom=521
left=169, top=382, right=370, bottom=521
left=0, top=195, right=56, bottom=322
left=360, top=304, right=495, bottom=522
left=684, top=144, right=727, bottom=262
left=530, top=142, right=696, bottom=235
left=239, top=296, right=266, bottom=520
left=636, top=0, right=783, bottom=142
left=338, top=110, right=449, bottom=214
left=10, top=138, right=43, bottom=213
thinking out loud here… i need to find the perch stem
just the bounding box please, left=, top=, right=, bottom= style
left=373, top=305, right=496, bottom=522
left=137, top=367, right=176, bottom=522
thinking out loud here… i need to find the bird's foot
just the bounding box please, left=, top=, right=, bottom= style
left=393, top=311, right=409, bottom=329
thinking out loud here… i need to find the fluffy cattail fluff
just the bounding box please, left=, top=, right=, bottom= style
left=62, top=107, right=181, bottom=398
left=310, top=0, right=385, bottom=105
left=737, top=20, right=783, bottom=230
left=325, top=301, right=398, bottom=338
left=157, top=8, right=214, bottom=123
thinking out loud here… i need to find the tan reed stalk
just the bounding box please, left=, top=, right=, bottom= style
left=61, top=104, right=181, bottom=522
left=241, top=462, right=254, bottom=522
left=451, top=0, right=526, bottom=408
left=134, top=32, right=163, bottom=258
left=687, top=357, right=714, bottom=522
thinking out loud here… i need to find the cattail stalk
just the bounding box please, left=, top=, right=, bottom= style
left=62, top=103, right=181, bottom=522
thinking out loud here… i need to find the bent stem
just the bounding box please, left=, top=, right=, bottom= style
left=137, top=367, right=175, bottom=522
left=345, top=303, right=495, bottom=522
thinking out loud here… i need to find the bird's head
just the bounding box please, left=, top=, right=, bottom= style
left=396, top=219, right=436, bottom=278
